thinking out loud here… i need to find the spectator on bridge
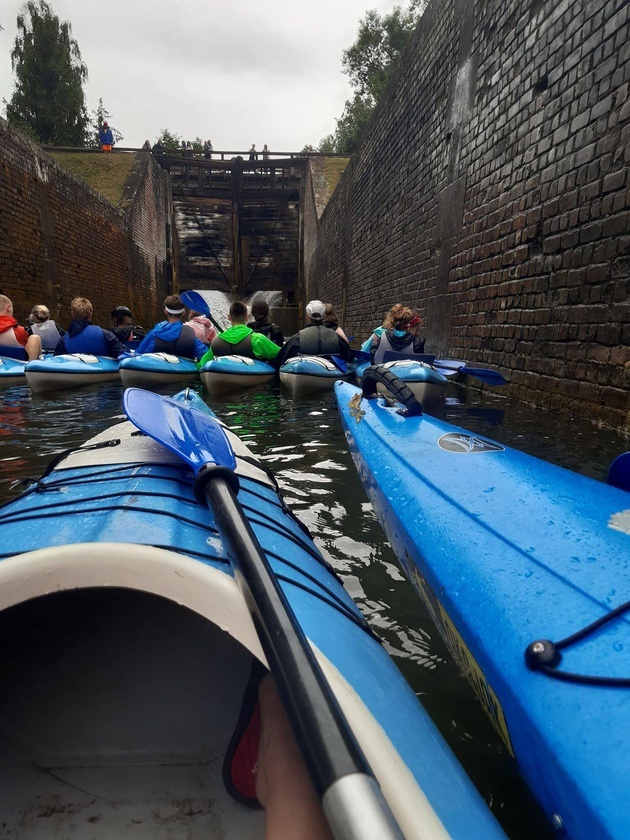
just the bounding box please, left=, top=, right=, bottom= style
left=262, top=144, right=270, bottom=160
left=199, top=300, right=280, bottom=366
left=27, top=304, right=64, bottom=352
left=247, top=299, right=284, bottom=347
left=249, top=144, right=258, bottom=161
left=322, top=303, right=348, bottom=342
left=368, top=304, right=425, bottom=365
left=152, top=140, right=170, bottom=172
left=184, top=309, right=217, bottom=345
left=98, top=121, right=113, bottom=152
left=0, top=295, right=42, bottom=360
left=54, top=297, right=126, bottom=358
left=276, top=300, right=353, bottom=367
left=110, top=305, right=146, bottom=343
left=136, top=295, right=208, bottom=360
left=204, top=139, right=213, bottom=159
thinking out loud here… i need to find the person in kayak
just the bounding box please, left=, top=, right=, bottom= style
left=184, top=309, right=217, bottom=345
left=110, top=305, right=146, bottom=343
left=0, top=295, right=42, bottom=360
left=322, top=303, right=348, bottom=341
left=247, top=300, right=284, bottom=347
left=27, top=305, right=65, bottom=352
left=198, top=300, right=281, bottom=365
left=369, top=305, right=425, bottom=364
left=136, top=294, right=208, bottom=360
left=276, top=300, right=353, bottom=366
left=54, top=298, right=126, bottom=357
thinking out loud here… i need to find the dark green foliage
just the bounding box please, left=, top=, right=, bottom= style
left=155, top=128, right=182, bottom=151
left=86, top=98, right=124, bottom=148
left=318, top=0, right=427, bottom=154
left=5, top=0, right=88, bottom=146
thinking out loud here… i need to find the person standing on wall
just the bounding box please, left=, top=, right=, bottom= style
left=249, top=144, right=257, bottom=161
left=99, top=121, right=113, bottom=152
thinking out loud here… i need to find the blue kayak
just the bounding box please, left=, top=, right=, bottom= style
left=336, top=376, right=630, bottom=840
left=0, top=388, right=504, bottom=840
left=279, top=355, right=353, bottom=397
left=199, top=354, right=276, bottom=392
left=353, top=358, right=448, bottom=405
left=119, top=352, right=199, bottom=387
left=0, top=355, right=27, bottom=385
left=24, top=353, right=120, bottom=393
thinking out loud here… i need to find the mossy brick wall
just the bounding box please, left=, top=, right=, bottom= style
left=307, top=0, right=630, bottom=430
left=0, top=119, right=169, bottom=330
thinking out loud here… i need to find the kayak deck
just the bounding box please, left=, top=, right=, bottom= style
left=336, top=380, right=630, bottom=840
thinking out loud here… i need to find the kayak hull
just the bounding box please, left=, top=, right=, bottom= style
left=25, top=354, right=120, bottom=393
left=119, top=353, right=199, bottom=388
left=280, top=356, right=353, bottom=397
left=336, top=379, right=630, bottom=840
left=0, top=355, right=27, bottom=384
left=200, top=355, right=276, bottom=392
left=0, top=389, right=505, bottom=840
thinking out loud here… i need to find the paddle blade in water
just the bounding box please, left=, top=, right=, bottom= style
left=181, top=290, right=211, bottom=318
left=123, top=388, right=236, bottom=472
left=460, top=367, right=507, bottom=386
left=608, top=452, right=630, bottom=492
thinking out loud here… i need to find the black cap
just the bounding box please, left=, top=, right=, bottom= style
left=112, top=305, right=132, bottom=318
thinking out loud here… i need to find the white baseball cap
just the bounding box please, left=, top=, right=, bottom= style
left=306, top=300, right=325, bottom=320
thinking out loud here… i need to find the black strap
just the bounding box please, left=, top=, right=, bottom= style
left=525, top=599, right=630, bottom=686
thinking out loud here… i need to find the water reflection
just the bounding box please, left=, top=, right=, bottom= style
left=1, top=378, right=626, bottom=838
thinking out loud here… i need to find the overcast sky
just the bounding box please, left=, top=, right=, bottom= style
left=0, top=0, right=398, bottom=151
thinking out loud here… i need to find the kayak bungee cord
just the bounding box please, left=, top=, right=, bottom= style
left=526, top=600, right=630, bottom=686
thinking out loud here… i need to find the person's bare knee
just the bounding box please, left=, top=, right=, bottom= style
left=25, top=335, right=41, bottom=361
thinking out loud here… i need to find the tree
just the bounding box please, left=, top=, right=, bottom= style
left=155, top=128, right=182, bottom=151
left=87, top=98, right=124, bottom=148
left=5, top=1, right=88, bottom=146
left=316, top=0, right=427, bottom=154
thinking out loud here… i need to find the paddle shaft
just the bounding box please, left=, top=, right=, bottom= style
left=202, top=475, right=403, bottom=839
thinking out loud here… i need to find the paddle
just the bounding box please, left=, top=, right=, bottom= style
left=180, top=290, right=224, bottom=334
left=608, top=452, right=630, bottom=492
left=122, top=388, right=403, bottom=840
left=433, top=360, right=507, bottom=386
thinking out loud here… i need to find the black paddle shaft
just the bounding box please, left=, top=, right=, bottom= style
left=201, top=475, right=372, bottom=795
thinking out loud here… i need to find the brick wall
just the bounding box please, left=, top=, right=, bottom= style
left=0, top=119, right=170, bottom=331
left=307, top=0, right=630, bottom=430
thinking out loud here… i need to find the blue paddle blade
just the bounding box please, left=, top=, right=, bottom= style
left=123, top=388, right=236, bottom=473
left=330, top=356, right=348, bottom=373
left=608, top=452, right=630, bottom=492
left=434, top=358, right=467, bottom=371
left=353, top=350, right=371, bottom=363
left=459, top=366, right=507, bottom=386
left=181, top=290, right=211, bottom=318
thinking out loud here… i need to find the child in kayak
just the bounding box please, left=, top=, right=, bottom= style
left=27, top=304, right=65, bottom=352
left=0, top=295, right=42, bottom=360
left=198, top=301, right=280, bottom=366
left=247, top=300, right=284, bottom=347
left=368, top=304, right=425, bottom=364
left=184, top=309, right=217, bottom=345
left=53, top=298, right=126, bottom=358
left=276, top=300, right=353, bottom=366
left=136, top=295, right=208, bottom=360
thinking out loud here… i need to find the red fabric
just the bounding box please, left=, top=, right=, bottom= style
left=0, top=316, right=28, bottom=346
left=228, top=701, right=261, bottom=800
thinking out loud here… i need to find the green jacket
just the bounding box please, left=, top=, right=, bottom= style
left=198, top=324, right=280, bottom=367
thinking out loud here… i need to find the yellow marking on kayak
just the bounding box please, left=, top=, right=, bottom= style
left=410, top=564, right=514, bottom=756
left=348, top=393, right=365, bottom=423
left=609, top=510, right=630, bottom=535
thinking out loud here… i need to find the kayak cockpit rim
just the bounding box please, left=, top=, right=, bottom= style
left=0, top=541, right=450, bottom=840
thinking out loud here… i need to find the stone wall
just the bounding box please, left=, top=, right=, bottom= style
left=306, top=0, right=630, bottom=430
left=0, top=119, right=170, bottom=330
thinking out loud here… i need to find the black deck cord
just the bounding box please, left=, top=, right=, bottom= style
left=361, top=365, right=423, bottom=417
left=525, top=599, right=630, bottom=686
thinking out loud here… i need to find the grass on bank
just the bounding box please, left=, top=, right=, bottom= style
left=323, top=157, right=349, bottom=200
left=49, top=152, right=136, bottom=206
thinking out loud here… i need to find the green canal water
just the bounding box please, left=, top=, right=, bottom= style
left=0, top=378, right=627, bottom=838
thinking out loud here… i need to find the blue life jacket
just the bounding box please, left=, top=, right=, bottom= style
left=64, top=325, right=110, bottom=356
